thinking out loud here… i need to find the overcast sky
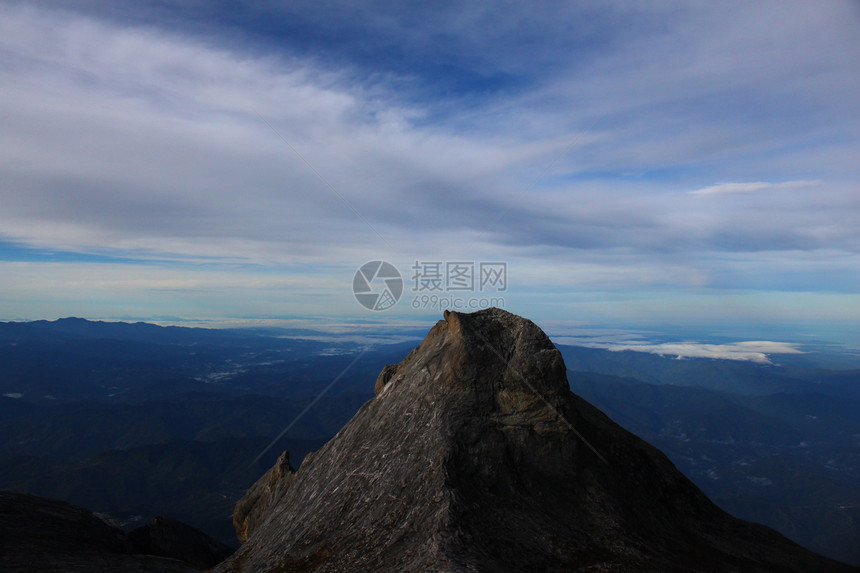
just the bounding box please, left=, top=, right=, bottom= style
left=1, top=1, right=858, bottom=342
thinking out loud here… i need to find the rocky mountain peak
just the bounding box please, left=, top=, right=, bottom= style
left=374, top=308, right=569, bottom=426
left=218, top=308, right=857, bottom=573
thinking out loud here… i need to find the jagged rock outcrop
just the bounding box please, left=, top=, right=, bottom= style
left=233, top=449, right=296, bottom=543
left=128, top=515, right=234, bottom=568
left=0, top=490, right=199, bottom=572
left=218, top=308, right=858, bottom=572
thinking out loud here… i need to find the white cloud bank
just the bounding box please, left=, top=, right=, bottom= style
left=1, top=2, right=858, bottom=264
left=555, top=338, right=804, bottom=364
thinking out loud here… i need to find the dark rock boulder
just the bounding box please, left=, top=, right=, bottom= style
left=218, top=308, right=859, bottom=572
left=129, top=515, right=234, bottom=569
left=0, top=490, right=198, bottom=572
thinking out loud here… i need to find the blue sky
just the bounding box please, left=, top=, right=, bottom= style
left=0, top=1, right=858, bottom=344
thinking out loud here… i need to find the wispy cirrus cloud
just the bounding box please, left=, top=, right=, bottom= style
left=690, top=180, right=822, bottom=196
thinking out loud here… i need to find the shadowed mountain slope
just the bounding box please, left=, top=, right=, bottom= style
left=0, top=490, right=208, bottom=572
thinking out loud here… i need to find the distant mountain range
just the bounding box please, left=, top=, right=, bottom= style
left=0, top=317, right=417, bottom=403
left=0, top=317, right=857, bottom=564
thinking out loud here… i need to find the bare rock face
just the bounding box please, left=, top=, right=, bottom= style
left=218, top=308, right=858, bottom=572
left=232, top=449, right=296, bottom=543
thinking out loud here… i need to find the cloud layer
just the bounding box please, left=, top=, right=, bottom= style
left=0, top=1, right=859, bottom=330
left=558, top=339, right=804, bottom=364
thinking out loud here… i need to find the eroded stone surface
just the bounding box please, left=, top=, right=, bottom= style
left=233, top=449, right=296, bottom=543
left=219, top=308, right=857, bottom=573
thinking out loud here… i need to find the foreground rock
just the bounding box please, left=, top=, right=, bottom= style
left=233, top=449, right=296, bottom=543
left=129, top=515, right=234, bottom=568
left=0, top=490, right=197, bottom=572
left=219, top=308, right=858, bottom=572
left=0, top=490, right=231, bottom=572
